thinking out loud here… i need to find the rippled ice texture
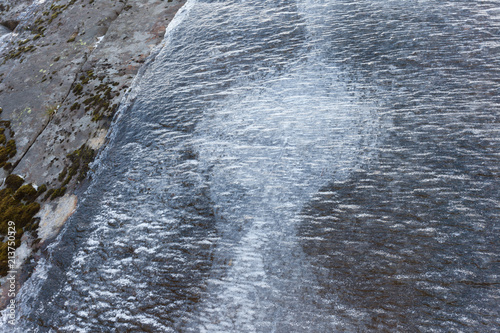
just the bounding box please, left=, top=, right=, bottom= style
left=6, top=0, right=500, bottom=332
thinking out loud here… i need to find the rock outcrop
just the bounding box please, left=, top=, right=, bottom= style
left=0, top=0, right=186, bottom=306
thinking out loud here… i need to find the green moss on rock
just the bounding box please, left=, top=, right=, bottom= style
left=73, top=83, right=83, bottom=95
left=62, top=144, right=95, bottom=184
left=0, top=177, right=42, bottom=276
left=13, top=184, right=37, bottom=202
left=36, top=184, right=47, bottom=197
left=4, top=45, right=36, bottom=61
left=0, top=114, right=16, bottom=169
left=0, top=128, right=5, bottom=145
left=70, top=102, right=80, bottom=111
left=4, top=174, right=23, bottom=191
left=50, top=187, right=66, bottom=200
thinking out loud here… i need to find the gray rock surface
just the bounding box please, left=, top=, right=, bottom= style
left=0, top=0, right=186, bottom=304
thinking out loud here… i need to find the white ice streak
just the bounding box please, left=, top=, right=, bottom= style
left=190, top=58, right=379, bottom=331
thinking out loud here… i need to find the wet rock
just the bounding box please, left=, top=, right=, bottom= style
left=0, top=20, right=18, bottom=31
left=0, top=24, right=11, bottom=36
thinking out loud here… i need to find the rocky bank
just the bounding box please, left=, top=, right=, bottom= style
left=0, top=0, right=186, bottom=307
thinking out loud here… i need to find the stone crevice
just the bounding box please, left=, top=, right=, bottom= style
left=11, top=0, right=129, bottom=173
